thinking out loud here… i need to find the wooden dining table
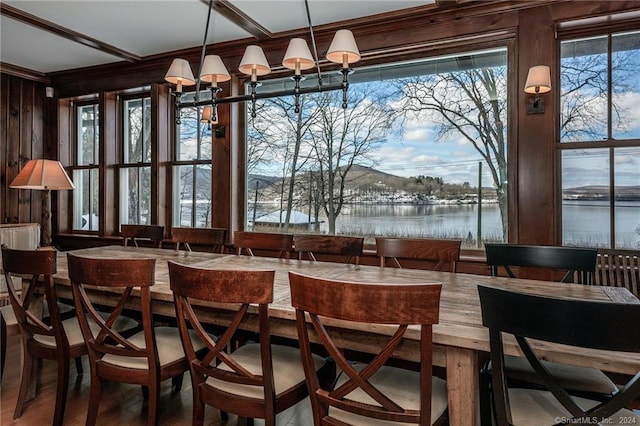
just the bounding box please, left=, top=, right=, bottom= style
left=52, top=246, right=639, bottom=426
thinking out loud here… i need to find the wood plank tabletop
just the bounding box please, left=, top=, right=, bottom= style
left=52, top=246, right=639, bottom=374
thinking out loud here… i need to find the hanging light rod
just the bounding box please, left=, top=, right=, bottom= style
left=164, top=0, right=361, bottom=124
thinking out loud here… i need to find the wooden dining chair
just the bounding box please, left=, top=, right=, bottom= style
left=376, top=237, right=461, bottom=272
left=2, top=246, right=94, bottom=425
left=293, top=234, right=364, bottom=265
left=594, top=248, right=639, bottom=298
left=171, top=226, right=227, bottom=253
left=168, top=262, right=335, bottom=426
left=484, top=243, right=598, bottom=284
left=234, top=231, right=294, bottom=258
left=289, top=271, right=448, bottom=426
left=478, top=284, right=640, bottom=425
left=68, top=253, right=204, bottom=426
left=480, top=243, right=616, bottom=424
left=120, top=224, right=165, bottom=248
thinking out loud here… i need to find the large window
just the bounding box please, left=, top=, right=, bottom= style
left=560, top=30, right=640, bottom=249
left=120, top=96, right=152, bottom=226
left=173, top=102, right=213, bottom=228
left=72, top=102, right=100, bottom=231
left=246, top=48, right=509, bottom=248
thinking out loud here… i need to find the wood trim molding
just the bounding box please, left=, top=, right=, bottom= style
left=0, top=62, right=50, bottom=84
left=206, top=0, right=272, bottom=40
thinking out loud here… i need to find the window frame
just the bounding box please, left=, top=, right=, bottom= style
left=557, top=23, right=640, bottom=248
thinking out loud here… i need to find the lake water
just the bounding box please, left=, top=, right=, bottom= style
left=312, top=201, right=640, bottom=248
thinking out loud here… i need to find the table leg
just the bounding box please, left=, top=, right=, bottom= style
left=446, top=346, right=479, bottom=426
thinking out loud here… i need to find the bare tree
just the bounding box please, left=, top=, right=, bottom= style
left=397, top=67, right=508, bottom=239
left=305, top=83, right=397, bottom=234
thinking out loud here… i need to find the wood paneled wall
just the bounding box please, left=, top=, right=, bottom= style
left=0, top=74, right=50, bottom=225
left=2, top=1, right=640, bottom=249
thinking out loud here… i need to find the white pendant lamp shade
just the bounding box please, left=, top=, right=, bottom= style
left=524, top=65, right=551, bottom=94
left=239, top=45, right=271, bottom=81
left=282, top=38, right=315, bottom=75
left=200, top=55, right=231, bottom=86
left=165, top=58, right=196, bottom=91
left=10, top=159, right=75, bottom=190
left=326, top=29, right=361, bottom=68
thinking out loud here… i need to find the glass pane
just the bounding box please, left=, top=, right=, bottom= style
left=560, top=36, right=608, bottom=142
left=173, top=164, right=212, bottom=227
left=247, top=48, right=508, bottom=248
left=124, top=97, right=151, bottom=163
left=120, top=166, right=151, bottom=225
left=614, top=147, right=640, bottom=249
left=72, top=168, right=99, bottom=231
left=176, top=106, right=212, bottom=161
left=612, top=31, right=640, bottom=140
left=562, top=149, right=610, bottom=247
left=77, top=104, right=99, bottom=165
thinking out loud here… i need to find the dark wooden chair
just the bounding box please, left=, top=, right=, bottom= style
left=376, top=237, right=461, bottom=272
left=171, top=227, right=227, bottom=253
left=478, top=284, right=640, bottom=425
left=293, top=234, right=364, bottom=265
left=169, top=262, right=335, bottom=426
left=595, top=248, right=639, bottom=298
left=481, top=243, right=615, bottom=424
left=1, top=246, right=110, bottom=425
left=120, top=224, right=165, bottom=248
left=289, top=271, right=448, bottom=425
left=68, top=253, right=204, bottom=426
left=484, top=243, right=597, bottom=284
left=234, top=231, right=294, bottom=258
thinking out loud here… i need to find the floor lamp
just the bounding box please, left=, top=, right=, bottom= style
left=10, top=159, right=75, bottom=246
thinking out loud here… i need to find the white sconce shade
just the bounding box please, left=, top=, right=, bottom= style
left=200, top=105, right=218, bottom=125
left=10, top=159, right=75, bottom=190
left=199, top=55, right=231, bottom=87
left=524, top=65, right=551, bottom=94
left=239, top=45, right=271, bottom=81
left=282, top=38, right=315, bottom=75
left=164, top=58, right=196, bottom=92
left=326, top=29, right=361, bottom=68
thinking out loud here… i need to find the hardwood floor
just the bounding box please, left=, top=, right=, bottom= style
left=0, top=334, right=313, bottom=425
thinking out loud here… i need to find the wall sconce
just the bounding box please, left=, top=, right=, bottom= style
left=524, top=65, right=551, bottom=114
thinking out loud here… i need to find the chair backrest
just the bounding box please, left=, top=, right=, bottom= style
left=478, top=284, right=640, bottom=425
left=289, top=271, right=442, bottom=425
left=293, top=234, right=364, bottom=265
left=168, top=261, right=276, bottom=405
left=595, top=248, right=639, bottom=297
left=171, top=227, right=227, bottom=253
left=120, top=224, right=164, bottom=248
left=67, top=254, right=158, bottom=370
left=233, top=231, right=294, bottom=258
left=484, top=243, right=597, bottom=284
left=1, top=246, right=63, bottom=344
left=376, top=237, right=461, bottom=272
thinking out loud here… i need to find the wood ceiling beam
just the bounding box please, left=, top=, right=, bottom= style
left=0, top=4, right=141, bottom=63
left=203, top=0, right=273, bottom=40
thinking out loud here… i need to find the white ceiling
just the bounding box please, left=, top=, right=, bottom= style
left=0, top=0, right=435, bottom=74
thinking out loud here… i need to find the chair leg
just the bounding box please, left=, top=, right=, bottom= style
left=14, top=344, right=34, bottom=419
left=85, top=373, right=102, bottom=426
left=146, top=380, right=159, bottom=426
left=171, top=372, right=184, bottom=391
left=192, top=391, right=205, bottom=426
left=479, top=368, right=494, bottom=426
left=52, top=355, right=70, bottom=426
left=0, top=315, right=6, bottom=382
left=74, top=356, right=83, bottom=375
